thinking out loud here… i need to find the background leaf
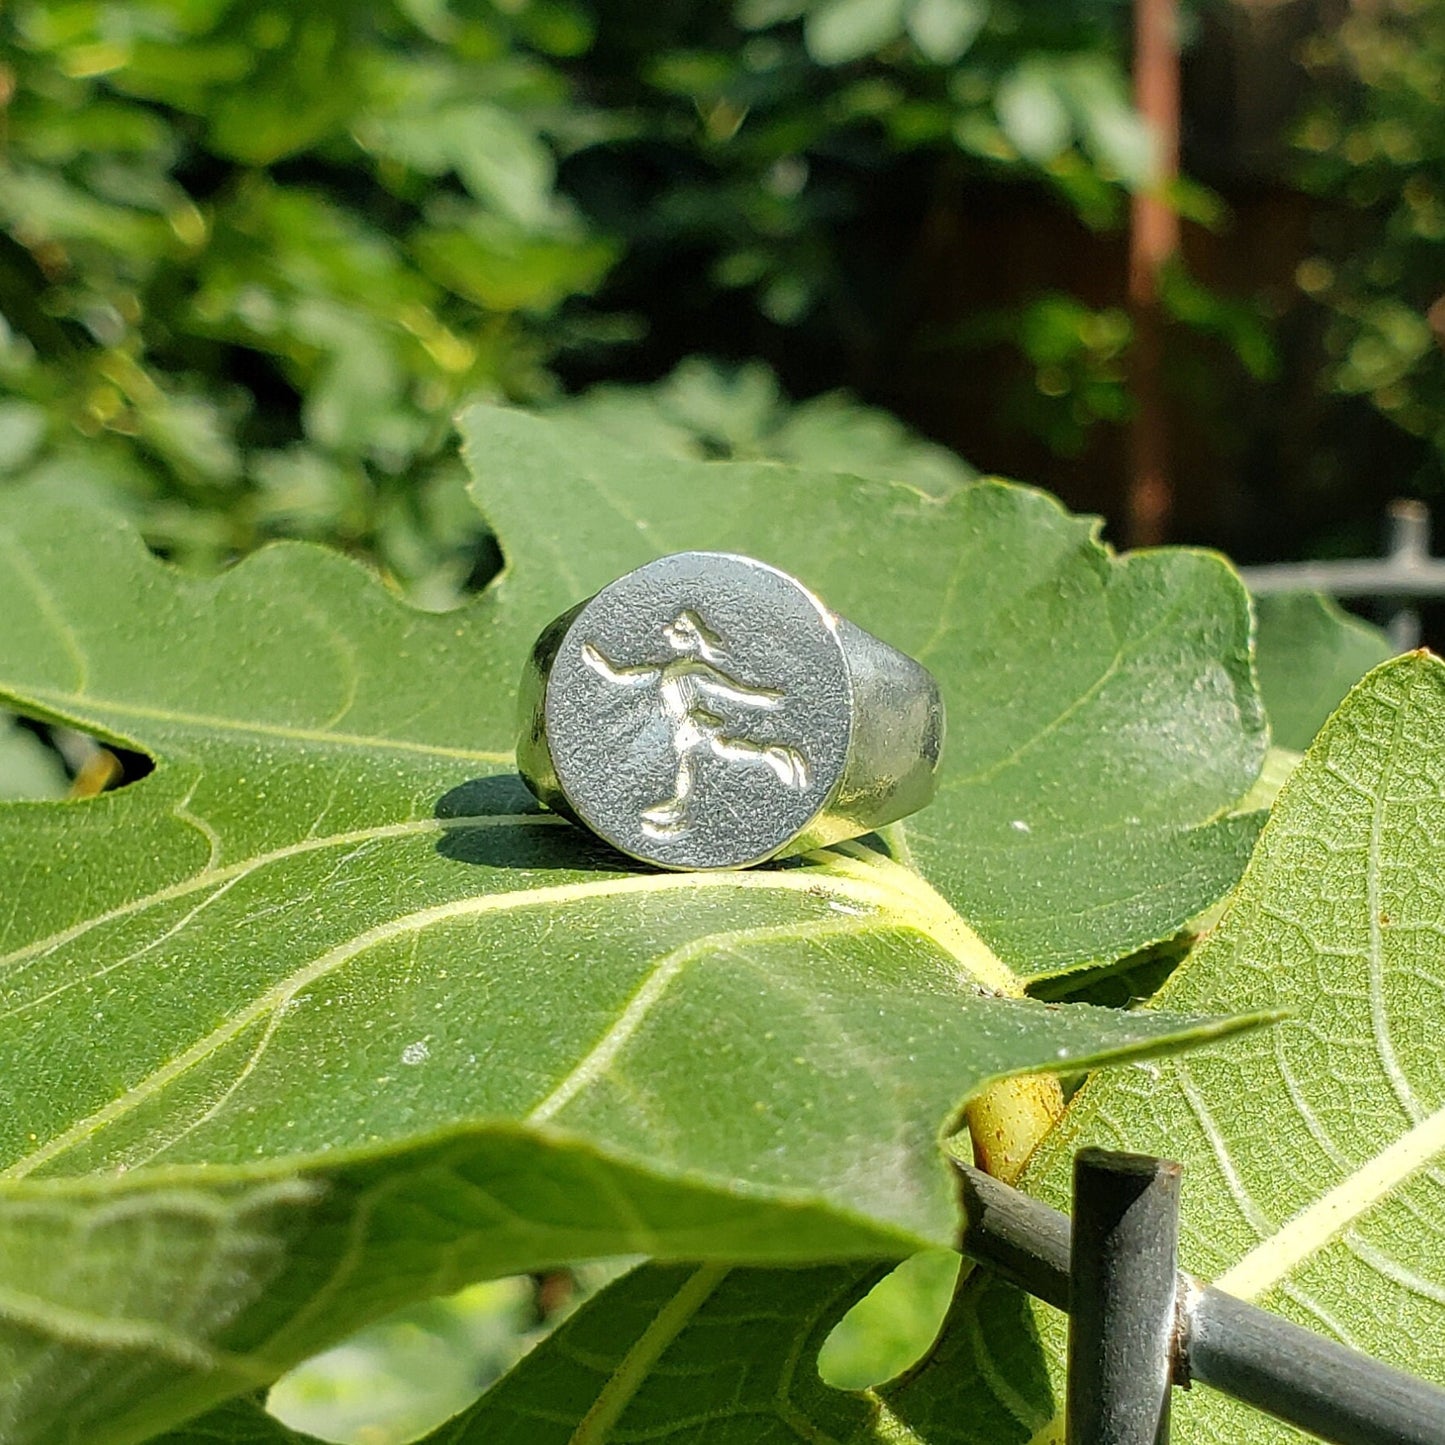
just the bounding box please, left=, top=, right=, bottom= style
left=1253, top=591, right=1395, bottom=751
left=906, top=0, right=988, bottom=66
left=805, top=0, right=909, bottom=66
left=544, top=359, right=978, bottom=495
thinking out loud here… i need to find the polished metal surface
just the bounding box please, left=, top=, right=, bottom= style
left=517, top=551, right=944, bottom=870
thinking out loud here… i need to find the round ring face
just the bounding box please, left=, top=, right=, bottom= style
left=545, top=552, right=852, bottom=868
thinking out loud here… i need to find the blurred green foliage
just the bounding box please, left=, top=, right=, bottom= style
left=267, top=1278, right=536, bottom=1445
left=267, top=1263, right=633, bottom=1445
left=943, top=292, right=1134, bottom=456
left=578, top=0, right=1152, bottom=318
left=566, top=0, right=1175, bottom=459
left=548, top=356, right=977, bottom=487
left=0, top=0, right=615, bottom=598
left=1, top=0, right=1176, bottom=605
left=1294, top=0, right=1445, bottom=488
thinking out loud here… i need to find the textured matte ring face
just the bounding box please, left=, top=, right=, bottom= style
left=545, top=553, right=853, bottom=868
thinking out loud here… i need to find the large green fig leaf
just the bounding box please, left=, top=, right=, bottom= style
left=462, top=407, right=1267, bottom=975
left=1253, top=591, right=1394, bottom=751
left=0, top=414, right=1269, bottom=1443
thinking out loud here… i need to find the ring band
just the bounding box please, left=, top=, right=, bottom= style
left=517, top=551, right=945, bottom=870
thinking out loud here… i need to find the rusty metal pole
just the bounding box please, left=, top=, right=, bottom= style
left=1126, top=0, right=1182, bottom=548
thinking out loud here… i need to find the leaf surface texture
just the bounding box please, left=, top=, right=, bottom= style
left=0, top=414, right=1272, bottom=1440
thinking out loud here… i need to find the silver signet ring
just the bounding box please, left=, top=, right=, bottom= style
left=516, top=552, right=945, bottom=870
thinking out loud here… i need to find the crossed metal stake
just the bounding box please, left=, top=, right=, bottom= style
left=958, top=1150, right=1445, bottom=1444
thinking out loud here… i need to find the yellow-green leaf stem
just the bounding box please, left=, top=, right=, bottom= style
left=964, top=1077, right=1066, bottom=1186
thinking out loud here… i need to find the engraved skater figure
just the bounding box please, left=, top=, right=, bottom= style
left=582, top=610, right=809, bottom=836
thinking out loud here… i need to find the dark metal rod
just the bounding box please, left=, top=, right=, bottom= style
left=955, top=1161, right=1445, bottom=1445
left=958, top=1158, right=1071, bottom=1310
left=1187, top=1285, right=1445, bottom=1445
left=1388, top=499, right=1431, bottom=564
left=1242, top=497, right=1440, bottom=606
left=1386, top=606, right=1422, bottom=652
left=1067, top=1149, right=1181, bottom=1445
left=1384, top=500, right=1429, bottom=650
left=1239, top=560, right=1445, bottom=598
